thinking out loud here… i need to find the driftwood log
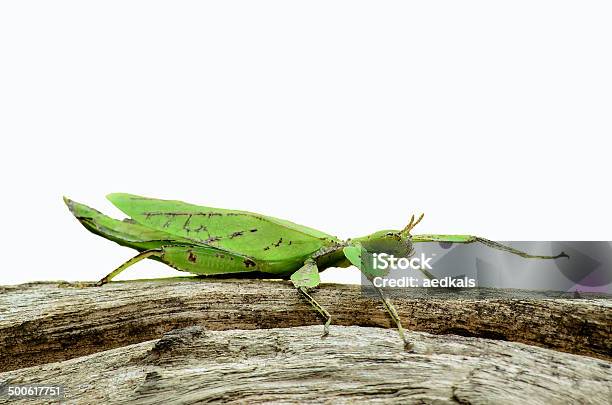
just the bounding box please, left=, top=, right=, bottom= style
left=0, top=279, right=611, bottom=403
left=0, top=325, right=610, bottom=404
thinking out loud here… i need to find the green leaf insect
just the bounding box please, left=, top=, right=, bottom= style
left=64, top=194, right=567, bottom=349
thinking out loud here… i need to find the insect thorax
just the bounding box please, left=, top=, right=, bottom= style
left=312, top=241, right=351, bottom=270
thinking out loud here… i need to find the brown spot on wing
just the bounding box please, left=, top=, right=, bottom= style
left=188, top=251, right=197, bottom=263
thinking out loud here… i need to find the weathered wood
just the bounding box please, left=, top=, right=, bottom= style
left=0, top=279, right=610, bottom=373
left=0, top=325, right=610, bottom=404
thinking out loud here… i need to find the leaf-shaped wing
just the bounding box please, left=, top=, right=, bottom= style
left=64, top=197, right=192, bottom=251
left=107, top=193, right=338, bottom=260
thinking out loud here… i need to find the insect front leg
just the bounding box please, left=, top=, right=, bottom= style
left=373, top=285, right=412, bottom=350
left=290, top=258, right=332, bottom=337
left=343, top=244, right=413, bottom=350
left=412, top=234, right=568, bottom=259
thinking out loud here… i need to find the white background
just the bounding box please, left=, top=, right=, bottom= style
left=1, top=1, right=610, bottom=285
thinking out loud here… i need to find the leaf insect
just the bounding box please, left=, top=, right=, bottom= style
left=64, top=194, right=567, bottom=349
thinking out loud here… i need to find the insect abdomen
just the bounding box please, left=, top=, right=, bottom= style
left=160, top=246, right=260, bottom=275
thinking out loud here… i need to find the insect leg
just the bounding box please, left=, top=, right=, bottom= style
left=343, top=244, right=413, bottom=349
left=96, top=248, right=163, bottom=286
left=290, top=259, right=332, bottom=337
left=297, top=287, right=332, bottom=337
left=374, top=286, right=413, bottom=350
left=412, top=234, right=568, bottom=259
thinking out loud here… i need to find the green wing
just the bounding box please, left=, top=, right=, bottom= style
left=107, top=193, right=338, bottom=260
left=64, top=197, right=192, bottom=251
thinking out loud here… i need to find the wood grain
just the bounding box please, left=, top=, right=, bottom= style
left=0, top=279, right=610, bottom=373
left=0, top=325, right=610, bottom=404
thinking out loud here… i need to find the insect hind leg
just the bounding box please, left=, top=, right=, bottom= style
left=96, top=248, right=163, bottom=286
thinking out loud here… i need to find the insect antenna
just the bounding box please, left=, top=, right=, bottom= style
left=400, top=213, right=424, bottom=236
